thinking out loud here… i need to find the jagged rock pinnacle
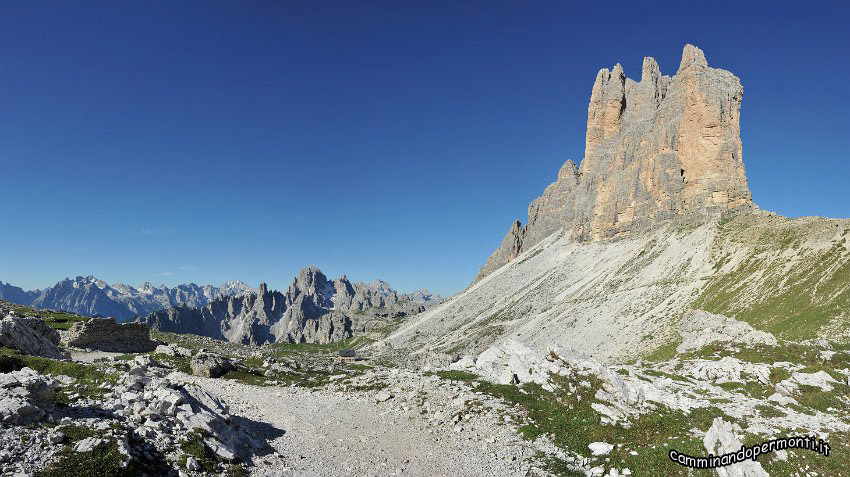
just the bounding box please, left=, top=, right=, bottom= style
left=476, top=44, right=751, bottom=281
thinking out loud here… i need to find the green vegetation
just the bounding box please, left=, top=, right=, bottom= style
left=427, top=370, right=479, bottom=382
left=680, top=342, right=850, bottom=383
left=472, top=374, right=727, bottom=476
left=754, top=404, right=785, bottom=418
left=36, top=425, right=130, bottom=477
left=426, top=370, right=731, bottom=475
left=644, top=338, right=682, bottom=362
left=694, top=220, right=850, bottom=340
left=178, top=432, right=219, bottom=472
left=9, top=304, right=88, bottom=330
left=0, top=347, right=117, bottom=402
left=151, top=353, right=192, bottom=374
left=269, top=336, right=373, bottom=356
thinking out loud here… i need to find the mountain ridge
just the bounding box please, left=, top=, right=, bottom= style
left=0, top=276, right=254, bottom=321
left=140, top=265, right=443, bottom=345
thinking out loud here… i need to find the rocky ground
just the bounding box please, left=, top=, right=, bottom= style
left=1, top=303, right=849, bottom=476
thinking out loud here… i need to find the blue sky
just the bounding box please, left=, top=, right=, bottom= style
left=1, top=1, right=848, bottom=295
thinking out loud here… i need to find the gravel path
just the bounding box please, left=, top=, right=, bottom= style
left=185, top=372, right=542, bottom=476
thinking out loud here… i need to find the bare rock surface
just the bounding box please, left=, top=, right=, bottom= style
left=0, top=367, right=59, bottom=425
left=0, top=314, right=66, bottom=359
left=677, top=310, right=778, bottom=353
left=703, top=418, right=769, bottom=477
left=477, top=44, right=752, bottom=281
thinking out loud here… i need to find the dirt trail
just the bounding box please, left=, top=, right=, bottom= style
left=185, top=374, right=537, bottom=477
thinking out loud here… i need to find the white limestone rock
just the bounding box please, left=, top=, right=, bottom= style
left=678, top=310, right=777, bottom=354
left=0, top=367, right=59, bottom=425
left=0, top=315, right=65, bottom=359
left=588, top=442, right=614, bottom=456
left=703, top=418, right=768, bottom=477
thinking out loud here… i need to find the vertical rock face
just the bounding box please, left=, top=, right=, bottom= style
left=477, top=45, right=752, bottom=281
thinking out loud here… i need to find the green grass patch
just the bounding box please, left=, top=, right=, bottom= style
left=36, top=425, right=130, bottom=477
left=10, top=305, right=89, bottom=330
left=472, top=372, right=731, bottom=476
left=0, top=348, right=117, bottom=402
left=694, top=222, right=850, bottom=340
left=178, top=431, right=220, bottom=472
left=428, top=370, right=479, bottom=382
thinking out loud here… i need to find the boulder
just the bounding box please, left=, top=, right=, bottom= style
left=588, top=442, right=614, bottom=456
left=776, top=370, right=839, bottom=396
left=62, top=318, right=158, bottom=353
left=0, top=367, right=59, bottom=425
left=0, top=315, right=66, bottom=359
left=703, top=418, right=768, bottom=477
left=155, top=343, right=192, bottom=358
left=677, top=310, right=777, bottom=354
left=472, top=340, right=560, bottom=386
left=190, top=352, right=235, bottom=378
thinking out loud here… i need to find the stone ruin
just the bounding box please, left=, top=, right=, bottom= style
left=61, top=318, right=158, bottom=353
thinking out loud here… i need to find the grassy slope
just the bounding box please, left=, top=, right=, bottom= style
left=4, top=302, right=89, bottom=330
left=693, top=214, right=850, bottom=341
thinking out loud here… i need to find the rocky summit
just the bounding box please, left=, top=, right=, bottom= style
left=387, top=45, right=850, bottom=365
left=477, top=45, right=752, bottom=281
left=140, top=266, right=443, bottom=345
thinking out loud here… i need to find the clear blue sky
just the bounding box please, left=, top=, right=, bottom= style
left=1, top=1, right=848, bottom=295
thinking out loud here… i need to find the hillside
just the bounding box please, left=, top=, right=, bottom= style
left=386, top=213, right=850, bottom=363
left=385, top=44, right=850, bottom=363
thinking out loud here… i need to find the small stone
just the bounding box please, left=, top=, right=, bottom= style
left=186, top=456, right=202, bottom=471
left=74, top=437, right=104, bottom=453
left=588, top=442, right=615, bottom=456
left=48, top=431, right=65, bottom=444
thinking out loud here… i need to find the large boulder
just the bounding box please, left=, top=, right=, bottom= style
left=472, top=340, right=561, bottom=386
left=190, top=352, right=235, bottom=378
left=703, top=418, right=769, bottom=477
left=0, top=314, right=66, bottom=359
left=61, top=318, right=158, bottom=352
left=677, top=310, right=777, bottom=354
left=0, top=367, right=59, bottom=425
left=107, top=367, right=260, bottom=462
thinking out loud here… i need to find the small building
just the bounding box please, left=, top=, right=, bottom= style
left=337, top=349, right=358, bottom=363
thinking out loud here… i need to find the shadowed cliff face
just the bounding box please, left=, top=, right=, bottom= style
left=477, top=44, right=752, bottom=281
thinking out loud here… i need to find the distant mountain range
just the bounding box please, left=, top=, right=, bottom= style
left=140, top=266, right=443, bottom=345
left=0, top=276, right=254, bottom=321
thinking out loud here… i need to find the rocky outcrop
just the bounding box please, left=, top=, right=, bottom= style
left=477, top=44, right=752, bottom=281
left=106, top=361, right=263, bottom=463
left=0, top=315, right=65, bottom=359
left=61, top=318, right=158, bottom=352
left=677, top=310, right=778, bottom=353
left=0, top=368, right=59, bottom=425
left=190, top=352, right=235, bottom=378
left=141, top=266, right=442, bottom=345
left=703, top=418, right=769, bottom=477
